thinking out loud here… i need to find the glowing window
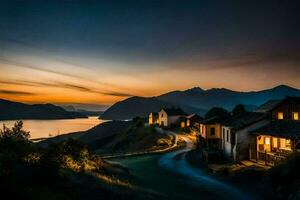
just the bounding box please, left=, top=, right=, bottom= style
left=187, top=120, right=190, bottom=127
left=265, top=137, right=270, bottom=145
left=273, top=138, right=278, bottom=148
left=277, top=112, right=284, bottom=120
left=181, top=122, right=185, bottom=128
left=293, top=112, right=299, bottom=120
left=286, top=139, right=291, bottom=149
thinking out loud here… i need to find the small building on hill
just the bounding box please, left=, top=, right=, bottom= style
left=158, top=108, right=187, bottom=127
left=149, top=112, right=159, bottom=125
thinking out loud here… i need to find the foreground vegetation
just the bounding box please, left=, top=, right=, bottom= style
left=0, top=121, right=155, bottom=199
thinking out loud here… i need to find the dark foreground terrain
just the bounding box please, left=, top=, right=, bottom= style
left=2, top=121, right=300, bottom=200
left=0, top=121, right=156, bottom=200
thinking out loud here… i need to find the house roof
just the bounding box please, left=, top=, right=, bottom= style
left=251, top=120, right=300, bottom=139
left=222, top=112, right=266, bottom=131
left=255, top=96, right=300, bottom=113
left=150, top=112, right=158, bottom=116
left=201, top=116, right=224, bottom=125
left=255, top=100, right=282, bottom=113
left=162, top=108, right=186, bottom=116
left=186, top=114, right=203, bottom=120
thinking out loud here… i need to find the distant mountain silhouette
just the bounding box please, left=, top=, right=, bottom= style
left=100, top=85, right=300, bottom=120
left=0, top=99, right=87, bottom=120
left=61, top=105, right=104, bottom=116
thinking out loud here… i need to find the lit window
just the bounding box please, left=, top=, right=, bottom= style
left=286, top=139, right=291, bottom=148
left=265, top=137, right=270, bottom=145
left=278, top=112, right=284, bottom=120
left=187, top=120, right=190, bottom=127
left=273, top=138, right=278, bottom=148
left=293, top=112, right=299, bottom=120
left=181, top=122, right=185, bottom=128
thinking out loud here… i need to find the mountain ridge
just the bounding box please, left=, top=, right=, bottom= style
left=100, top=85, right=300, bottom=120
left=0, top=99, right=87, bottom=120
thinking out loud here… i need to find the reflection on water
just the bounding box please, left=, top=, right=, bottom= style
left=0, top=116, right=104, bottom=139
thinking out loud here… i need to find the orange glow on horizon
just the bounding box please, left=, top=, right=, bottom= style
left=1, top=55, right=300, bottom=106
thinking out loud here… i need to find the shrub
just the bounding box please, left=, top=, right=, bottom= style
left=269, top=152, right=300, bottom=199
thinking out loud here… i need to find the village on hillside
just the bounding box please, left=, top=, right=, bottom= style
left=148, top=96, right=300, bottom=167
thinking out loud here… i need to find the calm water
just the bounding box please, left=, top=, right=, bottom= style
left=0, top=116, right=104, bottom=139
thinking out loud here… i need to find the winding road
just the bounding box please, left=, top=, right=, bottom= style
left=110, top=133, right=254, bottom=200
left=159, top=135, right=252, bottom=200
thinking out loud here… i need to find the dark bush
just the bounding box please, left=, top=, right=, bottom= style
left=269, top=153, right=300, bottom=199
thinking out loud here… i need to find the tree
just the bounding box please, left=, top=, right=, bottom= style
left=40, top=139, right=90, bottom=172
left=205, top=107, right=229, bottom=119
left=0, top=121, right=32, bottom=177
left=0, top=121, right=30, bottom=141
left=232, top=104, right=246, bottom=115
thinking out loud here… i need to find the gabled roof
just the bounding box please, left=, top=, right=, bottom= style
left=255, top=100, right=282, bottom=113
left=186, top=113, right=203, bottom=120
left=201, top=116, right=224, bottom=125
left=222, top=112, right=266, bottom=131
left=150, top=112, right=158, bottom=116
left=161, top=108, right=186, bottom=116
left=255, top=96, right=300, bottom=113
left=251, top=120, right=300, bottom=139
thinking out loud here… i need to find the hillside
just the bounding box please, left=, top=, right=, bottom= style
left=40, top=119, right=174, bottom=154
left=0, top=122, right=156, bottom=200
left=0, top=99, right=87, bottom=120
left=101, top=85, right=300, bottom=120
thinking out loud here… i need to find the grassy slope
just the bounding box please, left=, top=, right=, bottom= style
left=93, top=123, right=174, bottom=154
left=40, top=119, right=174, bottom=155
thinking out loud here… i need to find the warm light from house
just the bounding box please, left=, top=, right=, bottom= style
left=293, top=112, right=299, bottom=120
left=273, top=137, right=278, bottom=148
left=265, top=137, right=270, bottom=145
left=286, top=139, right=291, bottom=148
left=187, top=120, right=190, bottom=127
left=181, top=122, right=185, bottom=128
left=278, top=112, right=284, bottom=120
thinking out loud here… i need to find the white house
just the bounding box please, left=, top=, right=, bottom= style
left=221, top=112, right=267, bottom=162
left=158, top=108, right=186, bottom=127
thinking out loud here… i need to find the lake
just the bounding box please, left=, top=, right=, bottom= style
left=0, top=116, right=105, bottom=139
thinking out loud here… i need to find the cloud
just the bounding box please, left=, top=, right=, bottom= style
left=0, top=80, right=35, bottom=86
left=167, top=51, right=300, bottom=72
left=0, top=79, right=133, bottom=97
left=0, top=36, right=87, bottom=69
left=0, top=56, right=133, bottom=93
left=0, top=90, right=35, bottom=96
left=101, top=91, right=133, bottom=97
left=0, top=57, right=83, bottom=78
left=50, top=82, right=133, bottom=97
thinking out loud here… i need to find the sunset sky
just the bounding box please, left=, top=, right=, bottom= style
left=0, top=0, right=299, bottom=106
